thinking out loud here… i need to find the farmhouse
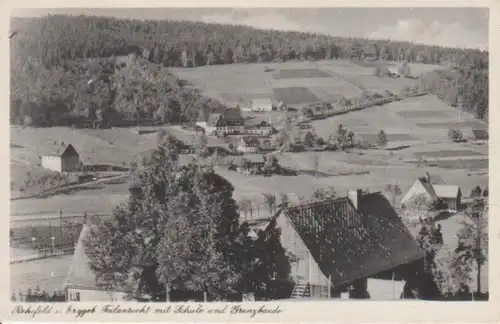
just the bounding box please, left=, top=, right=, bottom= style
left=41, top=144, right=80, bottom=173
left=253, top=190, right=424, bottom=299
left=237, top=136, right=261, bottom=153
left=471, top=129, right=489, bottom=144
left=233, top=154, right=266, bottom=175
left=64, top=224, right=140, bottom=302
left=252, top=98, right=273, bottom=112
left=400, top=174, right=462, bottom=212
left=195, top=109, right=245, bottom=136
left=245, top=120, right=274, bottom=136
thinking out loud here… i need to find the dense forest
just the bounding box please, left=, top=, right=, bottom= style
left=10, top=14, right=489, bottom=126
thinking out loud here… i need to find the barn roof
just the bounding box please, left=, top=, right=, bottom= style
left=416, top=177, right=439, bottom=201
left=65, top=224, right=140, bottom=293
left=433, top=185, right=461, bottom=199
left=472, top=129, right=489, bottom=140
left=282, top=192, right=424, bottom=288
left=233, top=154, right=266, bottom=164
left=252, top=98, right=273, bottom=106
left=206, top=113, right=222, bottom=127
left=41, top=144, right=79, bottom=158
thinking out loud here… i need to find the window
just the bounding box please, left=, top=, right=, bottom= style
left=76, top=292, right=80, bottom=301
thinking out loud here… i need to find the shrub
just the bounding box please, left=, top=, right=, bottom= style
left=447, top=128, right=463, bottom=141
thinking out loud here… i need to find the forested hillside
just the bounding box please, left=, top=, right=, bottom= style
left=10, top=14, right=489, bottom=126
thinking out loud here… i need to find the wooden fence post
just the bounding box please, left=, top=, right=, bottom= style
left=59, top=210, right=63, bottom=245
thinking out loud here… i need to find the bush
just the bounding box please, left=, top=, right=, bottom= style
left=447, top=128, right=463, bottom=141
left=12, top=288, right=66, bottom=302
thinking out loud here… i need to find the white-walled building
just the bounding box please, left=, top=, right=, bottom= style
left=196, top=109, right=245, bottom=136
left=41, top=144, right=80, bottom=173
left=401, top=174, right=462, bottom=212
left=252, top=98, right=273, bottom=112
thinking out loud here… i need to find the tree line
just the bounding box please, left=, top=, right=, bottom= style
left=11, top=15, right=488, bottom=68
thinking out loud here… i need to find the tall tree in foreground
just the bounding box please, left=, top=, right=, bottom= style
left=453, top=199, right=488, bottom=295
left=85, top=134, right=277, bottom=300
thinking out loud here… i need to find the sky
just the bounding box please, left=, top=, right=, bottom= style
left=12, top=8, right=489, bottom=50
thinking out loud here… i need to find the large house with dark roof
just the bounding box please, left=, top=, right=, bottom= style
left=400, top=174, right=462, bottom=212
left=251, top=189, right=425, bottom=299
left=41, top=144, right=80, bottom=173
left=195, top=108, right=245, bottom=136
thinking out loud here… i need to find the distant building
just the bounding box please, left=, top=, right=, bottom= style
left=245, top=120, right=274, bottom=136
left=64, top=224, right=141, bottom=302
left=237, top=136, right=261, bottom=153
left=401, top=174, right=462, bottom=212
left=276, top=101, right=286, bottom=111
left=41, top=144, right=80, bottom=173
left=251, top=190, right=424, bottom=299
left=387, top=66, right=400, bottom=77
left=195, top=108, right=245, bottom=136
left=233, top=154, right=266, bottom=175
left=471, top=129, right=489, bottom=144
left=252, top=98, right=273, bottom=112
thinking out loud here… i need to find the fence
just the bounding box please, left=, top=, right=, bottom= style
left=10, top=211, right=112, bottom=263
left=11, top=244, right=75, bottom=264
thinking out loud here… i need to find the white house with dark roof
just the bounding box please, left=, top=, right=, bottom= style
left=41, top=144, right=80, bottom=173
left=196, top=109, right=245, bottom=136
left=236, top=136, right=261, bottom=153
left=400, top=174, right=462, bottom=212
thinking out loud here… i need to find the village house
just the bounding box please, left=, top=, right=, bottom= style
left=400, top=173, right=462, bottom=212
left=195, top=109, right=245, bottom=136
left=236, top=136, right=261, bottom=153
left=470, top=129, right=489, bottom=144
left=233, top=154, right=266, bottom=175
left=41, top=144, right=80, bottom=173
left=251, top=98, right=273, bottom=112
left=64, top=224, right=140, bottom=302
left=245, top=120, right=274, bottom=136
left=250, top=190, right=425, bottom=300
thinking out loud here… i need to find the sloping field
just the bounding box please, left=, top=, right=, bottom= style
left=169, top=59, right=441, bottom=107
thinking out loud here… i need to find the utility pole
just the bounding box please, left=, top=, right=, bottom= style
left=59, top=211, right=63, bottom=245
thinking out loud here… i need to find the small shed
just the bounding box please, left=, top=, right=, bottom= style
left=41, top=144, right=80, bottom=173
left=471, top=129, right=488, bottom=144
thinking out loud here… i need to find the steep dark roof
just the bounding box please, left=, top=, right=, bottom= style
left=42, top=144, right=79, bottom=158
left=206, top=113, right=222, bottom=127
left=472, top=129, right=489, bottom=140
left=233, top=154, right=266, bottom=164
left=283, top=193, right=424, bottom=288
left=416, top=177, right=439, bottom=201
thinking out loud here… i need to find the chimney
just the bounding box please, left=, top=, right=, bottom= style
left=348, top=189, right=363, bottom=210
left=425, top=172, right=431, bottom=183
